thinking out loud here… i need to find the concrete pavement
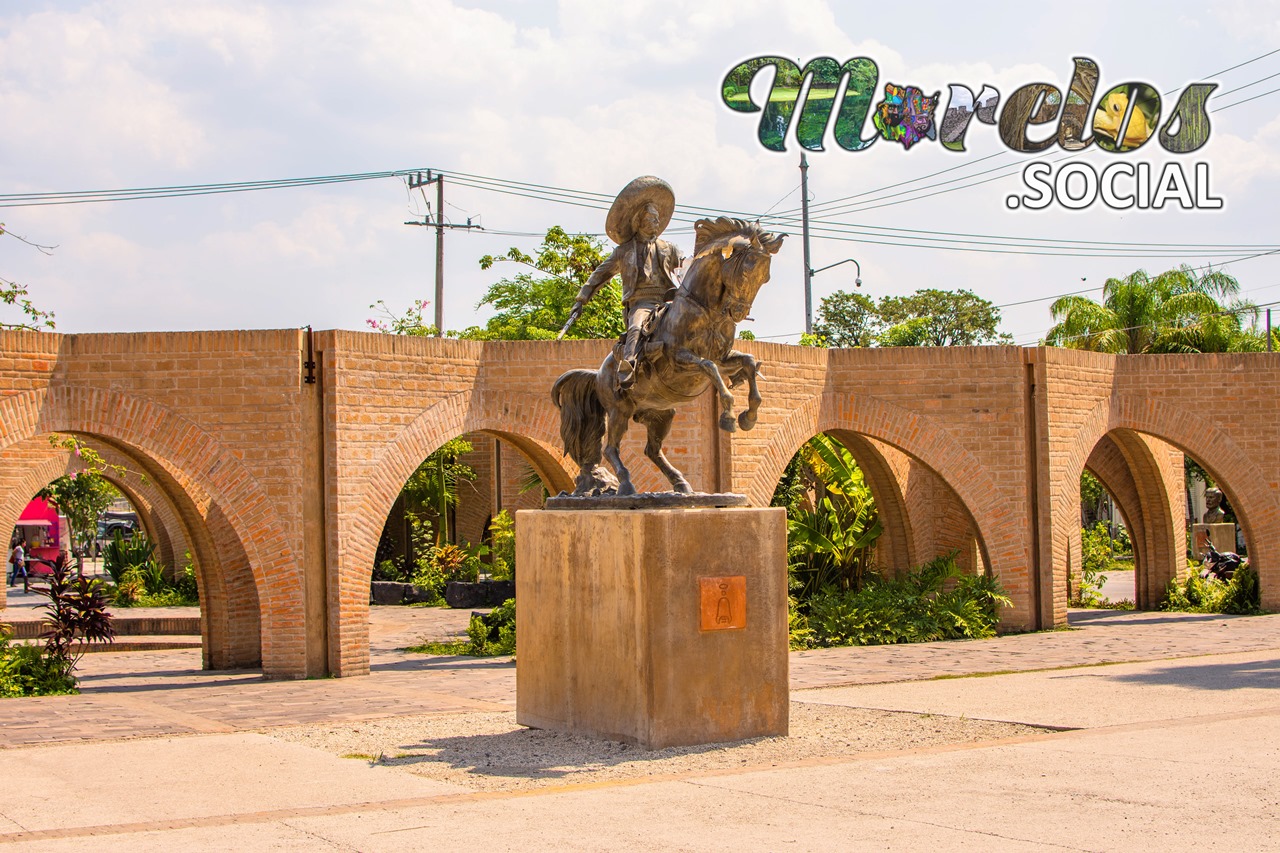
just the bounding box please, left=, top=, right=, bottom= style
left=0, top=609, right=1277, bottom=850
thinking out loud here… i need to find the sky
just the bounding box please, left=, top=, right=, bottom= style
left=1, top=0, right=1278, bottom=345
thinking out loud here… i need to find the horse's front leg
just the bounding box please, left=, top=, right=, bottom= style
left=602, top=397, right=638, bottom=495
left=673, top=347, right=737, bottom=432
left=723, top=350, right=763, bottom=430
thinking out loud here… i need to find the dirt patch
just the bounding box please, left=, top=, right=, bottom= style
left=261, top=701, right=1051, bottom=792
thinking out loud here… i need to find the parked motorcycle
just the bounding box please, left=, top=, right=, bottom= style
left=1200, top=540, right=1243, bottom=582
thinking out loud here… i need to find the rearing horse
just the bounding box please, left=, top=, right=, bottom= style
left=552, top=217, right=786, bottom=496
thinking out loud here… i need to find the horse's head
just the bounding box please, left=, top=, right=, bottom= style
left=689, top=217, right=786, bottom=322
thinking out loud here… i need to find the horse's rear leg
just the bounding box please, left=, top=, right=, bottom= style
left=602, top=400, right=638, bottom=496
left=638, top=408, right=692, bottom=494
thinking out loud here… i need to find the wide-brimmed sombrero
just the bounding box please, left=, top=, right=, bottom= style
left=605, top=176, right=675, bottom=244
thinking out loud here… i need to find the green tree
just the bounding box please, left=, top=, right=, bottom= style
left=36, top=472, right=120, bottom=553
left=1045, top=265, right=1255, bottom=353
left=458, top=226, right=623, bottom=341
left=813, top=288, right=1011, bottom=348
left=876, top=288, right=1012, bottom=346
left=814, top=291, right=877, bottom=347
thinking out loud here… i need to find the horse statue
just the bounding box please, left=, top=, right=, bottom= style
left=552, top=216, right=785, bottom=496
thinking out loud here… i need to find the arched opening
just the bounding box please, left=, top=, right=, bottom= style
left=770, top=430, right=990, bottom=583
left=1068, top=426, right=1255, bottom=616
left=0, top=431, right=266, bottom=677
left=771, top=429, right=999, bottom=646
left=365, top=428, right=572, bottom=658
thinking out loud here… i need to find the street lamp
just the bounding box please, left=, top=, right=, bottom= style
left=805, top=258, right=862, bottom=333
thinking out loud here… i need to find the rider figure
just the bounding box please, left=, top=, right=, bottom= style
left=560, top=176, right=683, bottom=387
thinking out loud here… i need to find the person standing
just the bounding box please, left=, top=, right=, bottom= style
left=8, top=540, right=26, bottom=589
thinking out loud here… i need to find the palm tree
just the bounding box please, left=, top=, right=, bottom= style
left=1045, top=265, right=1258, bottom=354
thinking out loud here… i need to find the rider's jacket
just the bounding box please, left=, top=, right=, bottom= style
left=577, top=237, right=684, bottom=319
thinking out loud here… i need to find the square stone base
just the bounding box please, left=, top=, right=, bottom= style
left=515, top=507, right=788, bottom=750
left=1192, top=523, right=1238, bottom=560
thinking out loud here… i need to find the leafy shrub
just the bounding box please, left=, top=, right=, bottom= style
left=466, top=598, right=516, bottom=656
left=1161, top=563, right=1262, bottom=615
left=372, top=559, right=402, bottom=583
left=409, top=542, right=487, bottom=603
left=1073, top=522, right=1113, bottom=606
left=4, top=562, right=117, bottom=694
left=792, top=553, right=1011, bottom=649
left=112, top=554, right=198, bottom=608
left=0, top=627, right=78, bottom=697
left=406, top=598, right=517, bottom=656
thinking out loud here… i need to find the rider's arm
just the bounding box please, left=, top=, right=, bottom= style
left=575, top=246, right=622, bottom=307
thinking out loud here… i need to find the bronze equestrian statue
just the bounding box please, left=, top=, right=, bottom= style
left=553, top=176, right=786, bottom=497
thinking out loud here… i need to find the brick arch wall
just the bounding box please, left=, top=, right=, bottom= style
left=1108, top=395, right=1274, bottom=597
left=330, top=387, right=575, bottom=676
left=1050, top=386, right=1273, bottom=614
left=0, top=435, right=239, bottom=657
left=0, top=386, right=298, bottom=675
left=0, top=437, right=190, bottom=574
left=742, top=392, right=1016, bottom=604
left=1084, top=431, right=1184, bottom=609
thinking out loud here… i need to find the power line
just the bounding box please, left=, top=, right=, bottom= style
left=0, top=170, right=421, bottom=208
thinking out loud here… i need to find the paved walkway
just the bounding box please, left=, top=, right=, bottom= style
left=2, top=608, right=1277, bottom=748
left=0, top=609, right=1277, bottom=850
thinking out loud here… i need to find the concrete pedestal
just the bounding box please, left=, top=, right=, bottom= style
left=1192, top=523, right=1238, bottom=560
left=515, top=507, right=788, bottom=750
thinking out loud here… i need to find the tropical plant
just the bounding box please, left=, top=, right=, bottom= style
left=401, top=437, right=477, bottom=546
left=1045, top=265, right=1257, bottom=354
left=487, top=510, right=516, bottom=581
left=791, top=553, right=1011, bottom=649
left=102, top=531, right=157, bottom=584
left=0, top=627, right=77, bottom=697
left=114, top=557, right=198, bottom=608
left=1074, top=522, right=1114, bottom=607
left=36, top=561, right=114, bottom=679
left=785, top=433, right=883, bottom=598
left=465, top=597, right=516, bottom=656
left=1161, top=564, right=1261, bottom=615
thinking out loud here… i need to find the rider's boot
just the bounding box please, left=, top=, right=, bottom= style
left=617, top=358, right=635, bottom=387
left=619, top=327, right=641, bottom=388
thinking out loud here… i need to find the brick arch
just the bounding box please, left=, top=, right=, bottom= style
left=332, top=388, right=574, bottom=676
left=0, top=434, right=237, bottom=663
left=1056, top=394, right=1273, bottom=613
left=0, top=386, right=300, bottom=676
left=745, top=392, right=1011, bottom=578
left=1083, top=431, right=1184, bottom=610
left=0, top=440, right=176, bottom=561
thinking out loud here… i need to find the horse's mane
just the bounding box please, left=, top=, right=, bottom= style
left=693, top=217, right=779, bottom=256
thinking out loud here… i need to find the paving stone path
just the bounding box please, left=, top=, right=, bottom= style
left=3, top=607, right=1277, bottom=748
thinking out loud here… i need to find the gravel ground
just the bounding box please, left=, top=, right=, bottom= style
left=260, top=702, right=1053, bottom=793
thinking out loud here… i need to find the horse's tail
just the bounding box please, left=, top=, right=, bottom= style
left=551, top=369, right=605, bottom=466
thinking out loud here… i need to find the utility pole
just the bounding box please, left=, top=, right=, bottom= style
left=800, top=153, right=813, bottom=335
left=405, top=171, right=481, bottom=336
left=1268, top=308, right=1273, bottom=352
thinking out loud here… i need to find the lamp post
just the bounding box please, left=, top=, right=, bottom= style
left=805, top=258, right=863, bottom=333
